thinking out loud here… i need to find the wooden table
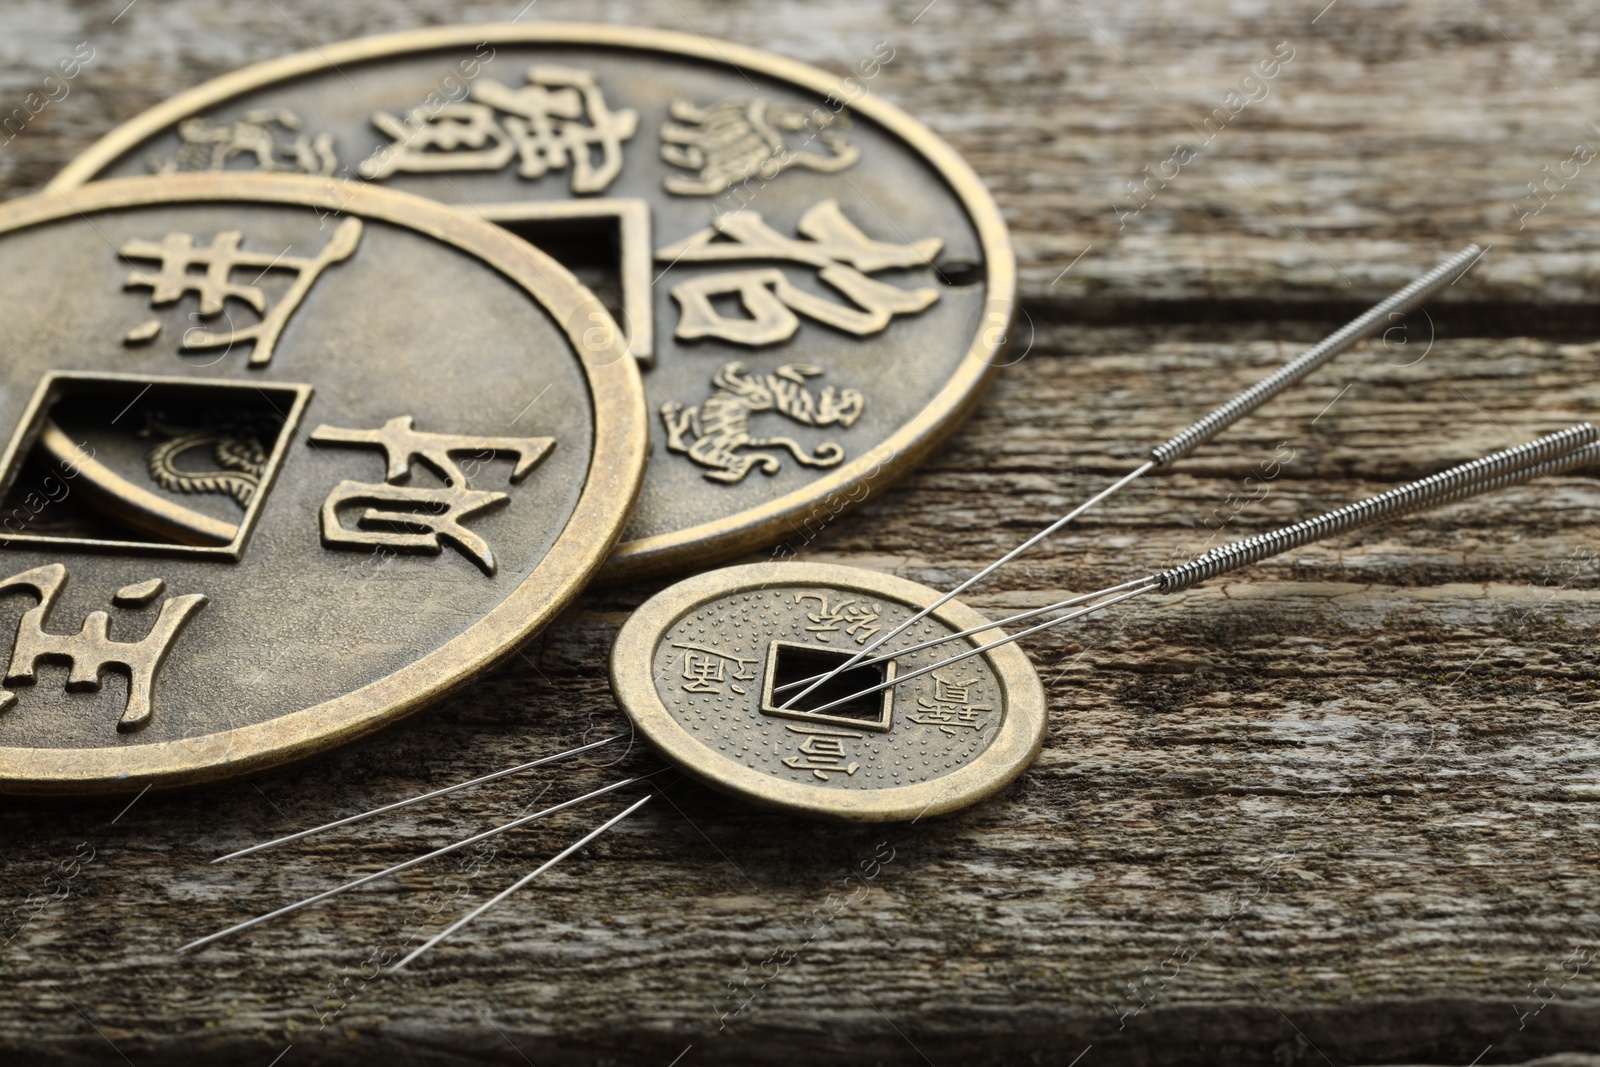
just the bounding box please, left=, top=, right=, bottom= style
left=3, top=1, right=1600, bottom=1064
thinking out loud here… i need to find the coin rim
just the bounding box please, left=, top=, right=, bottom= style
left=610, top=562, right=1046, bottom=822
left=51, top=22, right=1017, bottom=584
left=0, top=173, right=649, bottom=795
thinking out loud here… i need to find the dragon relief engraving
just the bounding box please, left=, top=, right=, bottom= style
left=659, top=362, right=863, bottom=484
left=140, top=413, right=276, bottom=508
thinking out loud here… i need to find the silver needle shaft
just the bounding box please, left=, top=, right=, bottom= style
left=778, top=245, right=1483, bottom=711
left=775, top=461, right=1149, bottom=712
left=800, top=422, right=1595, bottom=717
left=800, top=583, right=1158, bottom=717
left=178, top=778, right=637, bottom=954
left=392, top=793, right=654, bottom=971
left=211, top=735, right=619, bottom=863
left=772, top=576, right=1156, bottom=692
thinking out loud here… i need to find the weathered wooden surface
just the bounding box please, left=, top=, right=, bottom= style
left=5, top=1, right=1600, bottom=1064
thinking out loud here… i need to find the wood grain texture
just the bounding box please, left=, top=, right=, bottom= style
left=3, top=1, right=1600, bottom=1064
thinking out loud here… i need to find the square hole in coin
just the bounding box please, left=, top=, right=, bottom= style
left=495, top=213, right=623, bottom=324
left=760, top=640, right=896, bottom=733
left=0, top=371, right=312, bottom=559
left=480, top=199, right=652, bottom=367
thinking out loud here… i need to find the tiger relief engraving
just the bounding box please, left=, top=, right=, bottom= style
left=659, top=362, right=864, bottom=484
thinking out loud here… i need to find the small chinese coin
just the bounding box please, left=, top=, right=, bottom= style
left=611, top=562, right=1045, bottom=821
left=56, top=24, right=1016, bottom=581
left=0, top=173, right=646, bottom=794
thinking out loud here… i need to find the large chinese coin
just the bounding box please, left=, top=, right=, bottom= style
left=611, top=563, right=1045, bottom=821
left=0, top=174, right=647, bottom=794
left=55, top=24, right=1015, bottom=582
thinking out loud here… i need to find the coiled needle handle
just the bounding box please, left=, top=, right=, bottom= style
left=798, top=422, right=1596, bottom=717
left=1159, top=421, right=1598, bottom=591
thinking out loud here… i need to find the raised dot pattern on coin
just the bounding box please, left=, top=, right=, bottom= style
left=613, top=562, right=1045, bottom=821
left=0, top=174, right=645, bottom=795
left=56, top=24, right=1015, bottom=582
left=656, top=588, right=1003, bottom=790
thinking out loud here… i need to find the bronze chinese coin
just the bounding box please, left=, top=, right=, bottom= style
left=55, top=24, right=1016, bottom=583
left=0, top=173, right=647, bottom=795
left=611, top=562, right=1045, bottom=821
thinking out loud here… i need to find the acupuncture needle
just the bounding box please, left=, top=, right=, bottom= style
left=791, top=415, right=1592, bottom=674
left=178, top=776, right=648, bottom=953
left=185, top=426, right=1580, bottom=958
left=365, top=422, right=1587, bottom=959
left=393, top=793, right=655, bottom=971
left=796, top=422, right=1599, bottom=717
left=210, top=734, right=620, bottom=863
left=776, top=243, right=1485, bottom=711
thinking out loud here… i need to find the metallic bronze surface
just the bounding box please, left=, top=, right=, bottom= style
left=55, top=24, right=1016, bottom=582
left=0, top=174, right=648, bottom=795
left=610, top=562, right=1046, bottom=821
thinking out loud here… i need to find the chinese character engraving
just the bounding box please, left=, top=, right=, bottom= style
left=781, top=725, right=861, bottom=780
left=907, top=671, right=994, bottom=736
left=669, top=642, right=758, bottom=695
left=0, top=565, right=207, bottom=732
left=120, top=218, right=363, bottom=367
left=654, top=198, right=941, bottom=346
left=659, top=97, right=859, bottom=196
left=795, top=592, right=881, bottom=645
left=358, top=65, right=638, bottom=194
left=660, top=362, right=863, bottom=485
left=932, top=674, right=971, bottom=704
left=147, top=108, right=338, bottom=176
left=310, top=415, right=555, bottom=576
